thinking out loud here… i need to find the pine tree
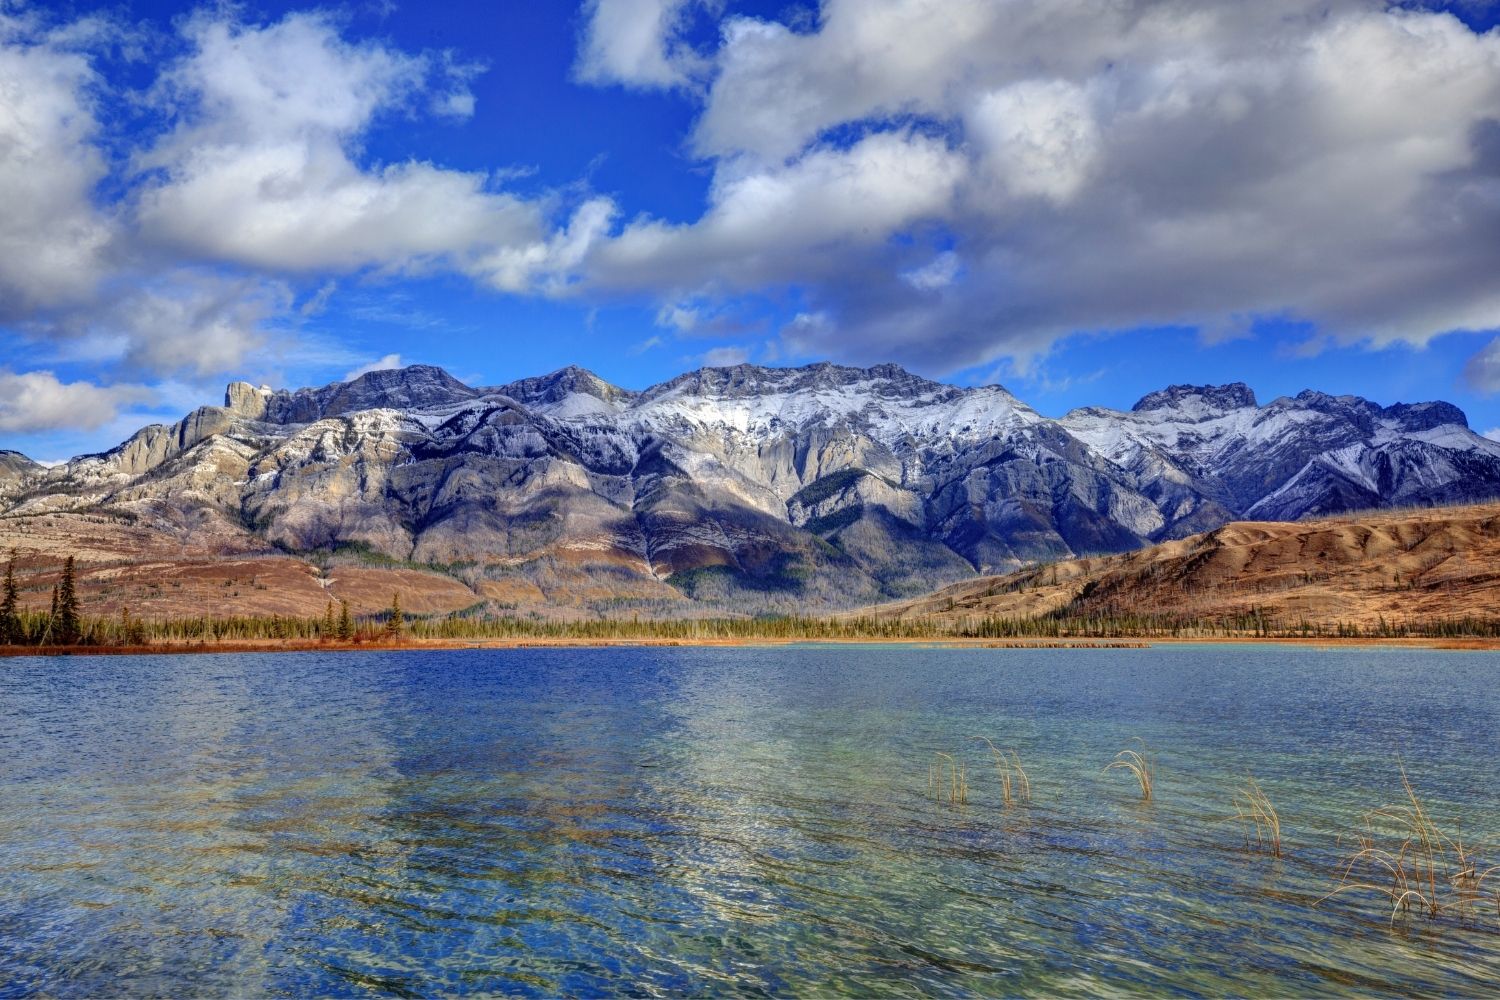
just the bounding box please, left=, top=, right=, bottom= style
left=56, top=556, right=80, bottom=645
left=0, top=553, right=18, bottom=645
left=323, top=599, right=336, bottom=638
left=382, top=592, right=403, bottom=640
left=337, top=599, right=354, bottom=641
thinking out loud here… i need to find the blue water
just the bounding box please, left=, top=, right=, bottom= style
left=0, top=644, right=1497, bottom=996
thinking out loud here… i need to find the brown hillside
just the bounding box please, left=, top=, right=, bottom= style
left=0, top=510, right=689, bottom=621
left=856, top=504, right=1500, bottom=630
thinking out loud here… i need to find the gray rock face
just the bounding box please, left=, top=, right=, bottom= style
left=262, top=365, right=478, bottom=423
left=5, top=364, right=1499, bottom=611
left=0, top=450, right=38, bottom=477
left=1062, top=385, right=1500, bottom=523
left=1133, top=383, right=1259, bottom=413
left=0, top=450, right=40, bottom=501
left=225, top=382, right=272, bottom=420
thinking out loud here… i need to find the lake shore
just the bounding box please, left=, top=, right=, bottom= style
left=2, top=634, right=1496, bottom=657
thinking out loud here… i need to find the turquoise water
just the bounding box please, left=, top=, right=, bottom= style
left=0, top=644, right=1497, bottom=996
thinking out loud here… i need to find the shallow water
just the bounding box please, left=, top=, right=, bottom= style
left=0, top=644, right=1497, bottom=997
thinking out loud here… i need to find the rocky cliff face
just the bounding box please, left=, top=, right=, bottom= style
left=0, top=450, right=40, bottom=501
left=1060, top=384, right=1500, bottom=527
left=4, top=364, right=1498, bottom=613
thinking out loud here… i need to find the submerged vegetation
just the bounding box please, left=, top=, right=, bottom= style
left=976, top=737, right=1031, bottom=806
left=929, top=752, right=969, bottom=806
left=926, top=740, right=1030, bottom=808
left=1320, top=765, right=1499, bottom=927
left=1106, top=742, right=1156, bottom=802
left=1233, top=777, right=1283, bottom=857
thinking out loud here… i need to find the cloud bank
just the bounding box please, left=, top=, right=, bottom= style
left=575, top=0, right=1500, bottom=370
left=2, top=0, right=1499, bottom=437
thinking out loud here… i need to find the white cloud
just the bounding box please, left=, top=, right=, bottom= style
left=0, top=8, right=607, bottom=399
left=0, top=14, right=114, bottom=318
left=590, top=130, right=966, bottom=292
left=0, top=370, right=154, bottom=433
left=575, top=0, right=708, bottom=90
left=134, top=12, right=554, bottom=279
left=345, top=354, right=404, bottom=380
left=578, top=0, right=1500, bottom=372
left=1485, top=428, right=1500, bottom=442
left=5, top=0, right=1500, bottom=409
left=469, top=196, right=617, bottom=294
left=969, top=79, right=1100, bottom=203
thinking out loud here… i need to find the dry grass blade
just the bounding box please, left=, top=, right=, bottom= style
left=1318, top=760, right=1498, bottom=929
left=1232, top=776, right=1282, bottom=857
left=1105, top=740, right=1154, bottom=801
left=931, top=752, right=968, bottom=805
left=975, top=736, right=1031, bottom=806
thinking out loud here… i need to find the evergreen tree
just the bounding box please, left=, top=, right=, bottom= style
left=382, top=592, right=404, bottom=640
left=337, top=599, right=354, bottom=641
left=0, top=553, right=18, bottom=645
left=323, top=600, right=336, bottom=638
left=56, top=556, right=81, bottom=645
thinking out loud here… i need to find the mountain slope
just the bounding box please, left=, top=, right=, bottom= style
left=2, top=363, right=1498, bottom=614
left=856, top=503, right=1500, bottom=631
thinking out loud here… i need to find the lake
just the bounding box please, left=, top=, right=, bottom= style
left=0, top=644, right=1497, bottom=996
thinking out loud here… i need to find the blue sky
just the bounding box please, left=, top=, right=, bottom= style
left=2, top=0, right=1500, bottom=462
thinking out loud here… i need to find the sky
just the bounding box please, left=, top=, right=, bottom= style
left=2, top=0, right=1500, bottom=462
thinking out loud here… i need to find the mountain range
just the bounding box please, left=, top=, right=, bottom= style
left=3, top=362, right=1499, bottom=614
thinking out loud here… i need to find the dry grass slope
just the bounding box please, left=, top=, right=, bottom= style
left=857, top=503, right=1500, bottom=631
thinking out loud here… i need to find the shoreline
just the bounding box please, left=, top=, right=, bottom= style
left=1, top=635, right=1496, bottom=658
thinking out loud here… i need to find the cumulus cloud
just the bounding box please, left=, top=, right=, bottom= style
left=575, top=0, right=709, bottom=90
left=7, top=0, right=1500, bottom=418
left=590, top=130, right=966, bottom=293
left=134, top=12, right=560, bottom=280
left=579, top=0, right=1500, bottom=371
left=0, top=6, right=597, bottom=406
left=0, top=370, right=153, bottom=434
left=0, top=13, right=114, bottom=319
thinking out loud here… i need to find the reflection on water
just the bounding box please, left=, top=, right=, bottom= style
left=0, top=645, right=1497, bottom=996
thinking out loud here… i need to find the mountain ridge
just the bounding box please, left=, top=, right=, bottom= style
left=3, top=361, right=1498, bottom=614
